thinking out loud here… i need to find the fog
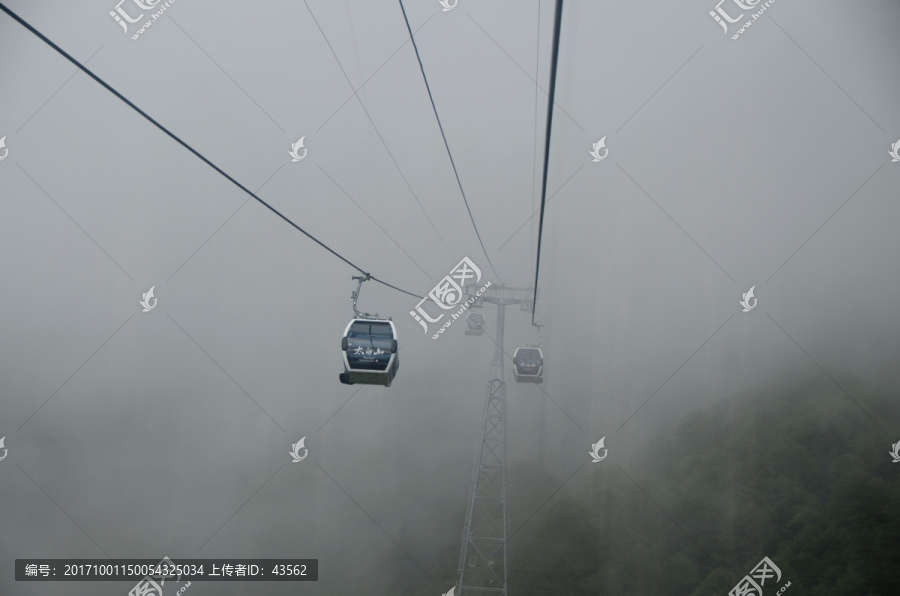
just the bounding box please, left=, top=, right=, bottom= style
left=1, top=0, right=899, bottom=594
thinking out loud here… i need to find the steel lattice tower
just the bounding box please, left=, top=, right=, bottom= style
left=456, top=285, right=532, bottom=595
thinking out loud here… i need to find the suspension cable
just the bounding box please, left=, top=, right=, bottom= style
left=396, top=0, right=504, bottom=285
left=532, top=0, right=564, bottom=324
left=0, top=3, right=424, bottom=300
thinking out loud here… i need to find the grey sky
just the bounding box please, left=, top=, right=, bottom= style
left=1, top=0, right=899, bottom=594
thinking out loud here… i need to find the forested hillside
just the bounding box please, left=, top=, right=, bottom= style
left=409, top=376, right=899, bottom=595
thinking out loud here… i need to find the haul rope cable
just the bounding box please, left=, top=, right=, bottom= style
left=530, top=0, right=542, bottom=286
left=397, top=0, right=504, bottom=285
left=0, top=3, right=424, bottom=300
left=532, top=0, right=564, bottom=324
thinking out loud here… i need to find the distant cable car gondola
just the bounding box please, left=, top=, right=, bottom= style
left=339, top=275, right=399, bottom=387
left=513, top=347, right=543, bottom=383
left=465, top=312, right=486, bottom=336
left=514, top=323, right=543, bottom=383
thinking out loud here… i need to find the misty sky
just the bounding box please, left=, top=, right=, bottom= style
left=1, top=0, right=899, bottom=594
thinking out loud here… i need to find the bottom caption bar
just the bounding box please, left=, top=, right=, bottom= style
left=16, top=558, right=318, bottom=581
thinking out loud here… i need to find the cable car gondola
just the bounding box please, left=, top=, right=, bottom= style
left=465, top=312, right=485, bottom=336
left=339, top=319, right=398, bottom=386
left=339, top=276, right=399, bottom=387
left=513, top=347, right=543, bottom=383
left=513, top=323, right=543, bottom=383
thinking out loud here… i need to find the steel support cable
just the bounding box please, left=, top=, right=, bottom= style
left=530, top=1, right=542, bottom=286
left=532, top=0, right=564, bottom=324
left=396, top=0, right=504, bottom=285
left=304, top=0, right=454, bottom=258
left=0, top=3, right=423, bottom=300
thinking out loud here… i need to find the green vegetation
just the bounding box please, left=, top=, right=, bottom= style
left=505, top=378, right=899, bottom=595
left=403, top=376, right=898, bottom=595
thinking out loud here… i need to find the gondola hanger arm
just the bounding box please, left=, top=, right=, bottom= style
left=351, top=275, right=389, bottom=320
